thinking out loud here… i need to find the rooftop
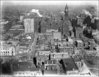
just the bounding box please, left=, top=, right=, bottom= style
left=62, top=57, right=78, bottom=71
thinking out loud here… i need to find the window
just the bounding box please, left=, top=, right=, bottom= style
left=5, top=51, right=7, bottom=55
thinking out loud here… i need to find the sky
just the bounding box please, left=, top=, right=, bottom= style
left=1, top=0, right=99, bottom=6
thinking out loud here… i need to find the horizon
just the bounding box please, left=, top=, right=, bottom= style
left=2, top=0, right=98, bottom=6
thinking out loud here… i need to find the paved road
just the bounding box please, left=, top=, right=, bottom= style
left=30, top=32, right=38, bottom=57
left=13, top=33, right=39, bottom=72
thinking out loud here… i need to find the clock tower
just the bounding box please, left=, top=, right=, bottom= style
left=64, top=4, right=69, bottom=17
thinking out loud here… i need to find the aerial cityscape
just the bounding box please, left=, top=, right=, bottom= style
left=0, top=0, right=99, bottom=76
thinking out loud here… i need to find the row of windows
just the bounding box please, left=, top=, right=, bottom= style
left=0, top=51, right=11, bottom=53
left=0, top=51, right=15, bottom=56
left=0, top=53, right=14, bottom=56
left=45, top=60, right=57, bottom=64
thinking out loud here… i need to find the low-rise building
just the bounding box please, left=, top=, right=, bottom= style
left=46, top=29, right=62, bottom=41
left=50, top=52, right=70, bottom=60
left=75, top=40, right=83, bottom=50
left=85, top=50, right=97, bottom=56
left=36, top=50, right=51, bottom=65
left=62, top=57, right=78, bottom=74
left=44, top=60, right=58, bottom=72
left=53, top=32, right=61, bottom=41
left=0, top=41, right=16, bottom=56
left=92, top=30, right=99, bottom=44
left=16, top=33, right=35, bottom=54
left=54, top=40, right=73, bottom=47
left=46, top=29, right=58, bottom=33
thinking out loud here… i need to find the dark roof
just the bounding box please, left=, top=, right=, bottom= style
left=62, top=57, right=78, bottom=71
left=19, top=42, right=29, bottom=47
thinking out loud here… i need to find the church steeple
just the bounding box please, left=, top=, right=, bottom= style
left=64, top=4, right=68, bottom=17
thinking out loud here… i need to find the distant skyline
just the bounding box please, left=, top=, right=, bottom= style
left=1, top=0, right=98, bottom=6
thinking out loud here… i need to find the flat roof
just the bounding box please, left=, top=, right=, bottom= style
left=62, top=57, right=78, bottom=71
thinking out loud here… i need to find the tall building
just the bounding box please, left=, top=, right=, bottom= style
left=20, top=15, right=24, bottom=22
left=24, top=18, right=34, bottom=33
left=64, top=4, right=69, bottom=17
left=60, top=4, right=71, bottom=36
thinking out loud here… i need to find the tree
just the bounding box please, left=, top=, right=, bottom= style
left=3, top=6, right=23, bottom=34
left=60, top=15, right=64, bottom=35
left=83, top=16, right=91, bottom=27
left=83, top=27, right=93, bottom=39
left=55, top=45, right=60, bottom=53
left=86, top=6, right=96, bottom=16
left=58, top=26, right=61, bottom=32
left=0, top=58, right=3, bottom=74
left=8, top=58, right=19, bottom=72
left=4, top=34, right=11, bottom=41
left=3, top=6, right=23, bottom=21
left=38, top=21, right=41, bottom=33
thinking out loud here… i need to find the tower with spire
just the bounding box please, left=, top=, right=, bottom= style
left=64, top=4, right=69, bottom=17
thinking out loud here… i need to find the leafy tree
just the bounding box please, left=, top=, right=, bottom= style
left=38, top=21, right=42, bottom=33
left=0, top=58, right=3, bottom=74
left=55, top=45, right=60, bottom=53
left=3, top=6, right=23, bottom=33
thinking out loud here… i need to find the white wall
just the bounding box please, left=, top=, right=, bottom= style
left=24, top=18, right=34, bottom=33
left=53, top=32, right=61, bottom=41
left=0, top=46, right=15, bottom=56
